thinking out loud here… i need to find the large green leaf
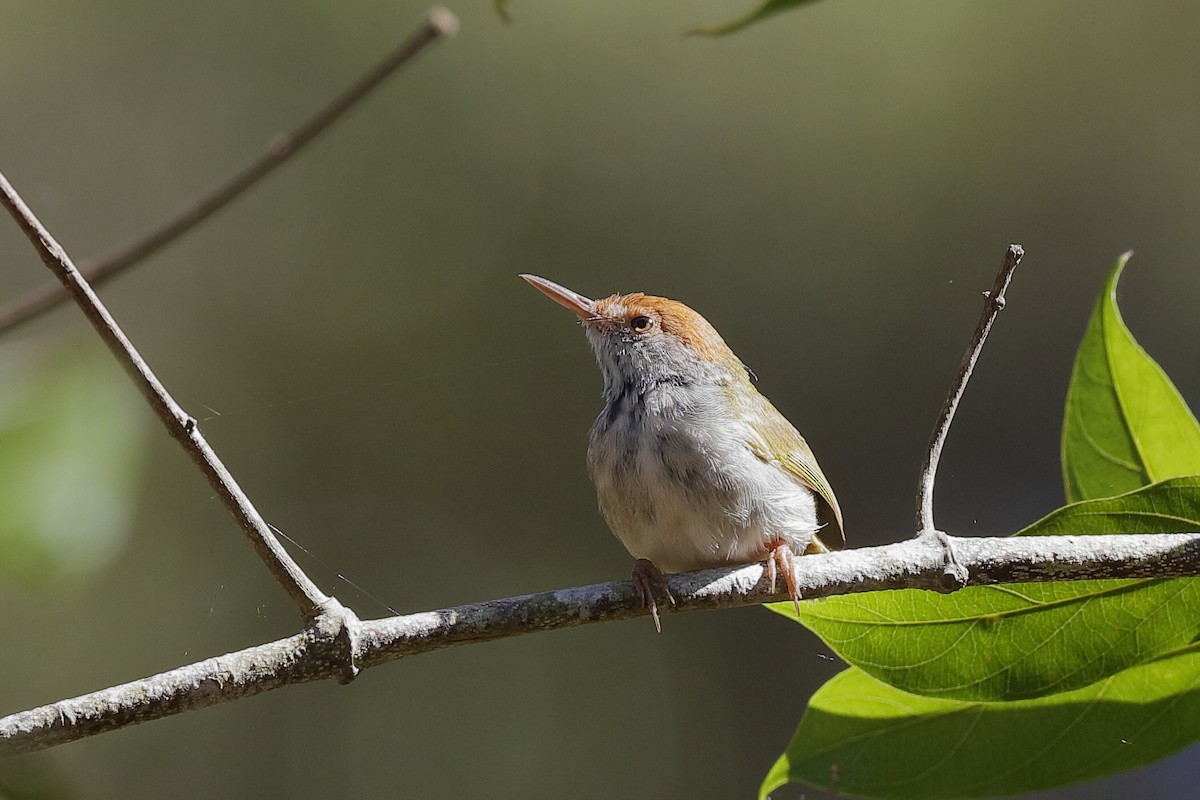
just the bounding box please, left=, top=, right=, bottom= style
left=0, top=341, right=147, bottom=585
left=761, top=647, right=1200, bottom=800
left=779, top=477, right=1200, bottom=701
left=774, top=256, right=1200, bottom=701
left=1062, top=253, right=1200, bottom=501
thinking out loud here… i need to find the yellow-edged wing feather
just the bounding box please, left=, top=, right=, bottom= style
left=745, top=394, right=845, bottom=552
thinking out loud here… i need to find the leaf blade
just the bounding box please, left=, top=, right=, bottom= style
left=1062, top=253, right=1200, bottom=501
left=762, top=648, right=1200, bottom=799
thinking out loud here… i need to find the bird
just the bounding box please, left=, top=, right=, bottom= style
left=521, top=274, right=844, bottom=630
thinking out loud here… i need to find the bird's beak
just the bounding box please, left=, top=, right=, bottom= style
left=520, top=274, right=596, bottom=320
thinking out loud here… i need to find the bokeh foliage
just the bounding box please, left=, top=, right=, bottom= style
left=0, top=341, right=146, bottom=586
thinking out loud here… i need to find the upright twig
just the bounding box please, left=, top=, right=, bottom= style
left=0, top=172, right=330, bottom=618
left=917, top=244, right=1024, bottom=534
left=0, top=7, right=459, bottom=335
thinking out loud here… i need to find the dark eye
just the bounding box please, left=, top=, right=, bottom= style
left=629, top=315, right=654, bottom=333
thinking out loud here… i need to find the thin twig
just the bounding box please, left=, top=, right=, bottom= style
left=0, top=6, right=459, bottom=335
left=3, top=530, right=1198, bottom=755
left=917, top=244, right=1024, bottom=533
left=0, top=172, right=330, bottom=618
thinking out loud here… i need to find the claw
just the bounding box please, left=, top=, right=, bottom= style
left=632, top=558, right=675, bottom=632
left=765, top=541, right=802, bottom=615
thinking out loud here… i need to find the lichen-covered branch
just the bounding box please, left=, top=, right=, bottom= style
left=4, top=531, right=1198, bottom=756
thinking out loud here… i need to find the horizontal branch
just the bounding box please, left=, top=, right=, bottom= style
left=4, top=531, right=1199, bottom=755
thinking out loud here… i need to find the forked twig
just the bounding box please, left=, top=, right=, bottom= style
left=917, top=244, right=1024, bottom=534
left=0, top=7, right=459, bottom=335
left=0, top=172, right=330, bottom=618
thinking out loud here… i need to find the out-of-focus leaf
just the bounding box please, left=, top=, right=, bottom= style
left=1062, top=253, right=1200, bottom=501
left=690, top=0, right=825, bottom=37
left=0, top=341, right=147, bottom=585
left=497, top=0, right=825, bottom=35
left=761, top=645, right=1200, bottom=800
left=775, top=477, right=1200, bottom=701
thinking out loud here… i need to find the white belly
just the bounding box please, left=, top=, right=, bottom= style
left=587, top=388, right=818, bottom=572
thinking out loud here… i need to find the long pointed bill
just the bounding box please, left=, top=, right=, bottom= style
left=520, top=274, right=596, bottom=320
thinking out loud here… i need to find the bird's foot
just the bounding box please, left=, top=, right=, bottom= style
left=632, top=558, right=675, bottom=633
left=764, top=540, right=802, bottom=615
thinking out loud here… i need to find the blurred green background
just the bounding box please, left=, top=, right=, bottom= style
left=2, top=1, right=1199, bottom=797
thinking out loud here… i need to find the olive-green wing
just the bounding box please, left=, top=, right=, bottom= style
left=746, top=398, right=845, bottom=551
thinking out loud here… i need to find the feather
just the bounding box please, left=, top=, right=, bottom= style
left=745, top=393, right=845, bottom=551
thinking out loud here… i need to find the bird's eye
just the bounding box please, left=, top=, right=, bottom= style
left=629, top=315, right=654, bottom=333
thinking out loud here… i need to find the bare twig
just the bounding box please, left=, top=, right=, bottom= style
left=0, top=172, right=330, bottom=617
left=916, top=244, right=1024, bottom=534
left=4, top=530, right=1199, bottom=756
left=0, top=7, right=459, bottom=335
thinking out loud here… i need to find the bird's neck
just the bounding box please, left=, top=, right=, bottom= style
left=592, top=351, right=747, bottom=433
left=595, top=353, right=726, bottom=400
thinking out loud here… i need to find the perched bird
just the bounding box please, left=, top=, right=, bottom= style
left=522, top=275, right=844, bottom=630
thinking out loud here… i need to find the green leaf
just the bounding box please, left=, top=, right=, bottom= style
left=1062, top=253, right=1200, bottom=501
left=773, top=256, right=1200, bottom=702
left=777, top=477, right=1200, bottom=701
left=0, top=341, right=147, bottom=585
left=761, top=647, right=1200, bottom=800
left=688, top=0, right=824, bottom=37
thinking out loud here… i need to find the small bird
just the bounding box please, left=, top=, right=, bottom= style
left=522, top=275, right=844, bottom=630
